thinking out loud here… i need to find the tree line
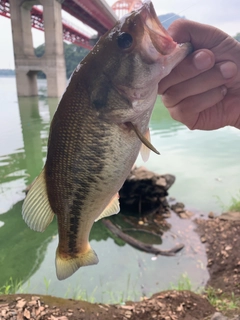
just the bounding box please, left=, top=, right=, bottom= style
left=1, top=33, right=240, bottom=78
left=35, top=42, right=89, bottom=79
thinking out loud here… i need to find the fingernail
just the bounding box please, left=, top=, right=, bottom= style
left=221, top=86, right=227, bottom=96
left=194, top=51, right=213, bottom=70
left=220, top=61, right=238, bottom=79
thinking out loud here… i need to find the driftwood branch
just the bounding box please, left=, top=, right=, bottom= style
left=122, top=228, right=162, bottom=238
left=102, top=219, right=184, bottom=256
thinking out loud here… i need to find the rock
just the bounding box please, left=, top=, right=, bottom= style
left=179, top=210, right=193, bottom=219
left=23, top=308, right=31, bottom=319
left=210, top=312, right=228, bottom=320
left=171, top=202, right=185, bottom=210
left=31, top=296, right=40, bottom=301
left=173, top=207, right=184, bottom=214
left=16, top=299, right=26, bottom=309
left=170, top=203, right=193, bottom=219
left=119, top=166, right=175, bottom=216
left=28, top=300, right=37, bottom=306
left=219, top=211, right=240, bottom=221
left=161, top=210, right=171, bottom=219
left=200, top=236, right=207, bottom=243
left=208, top=211, right=215, bottom=219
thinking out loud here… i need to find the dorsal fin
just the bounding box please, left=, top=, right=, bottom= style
left=95, top=193, right=120, bottom=222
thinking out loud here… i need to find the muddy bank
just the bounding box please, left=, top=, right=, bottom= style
left=196, top=216, right=240, bottom=296
left=0, top=290, right=215, bottom=320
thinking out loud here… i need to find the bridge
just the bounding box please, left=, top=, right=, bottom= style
left=0, top=0, right=143, bottom=97
left=1, top=1, right=93, bottom=50
left=0, top=0, right=120, bottom=97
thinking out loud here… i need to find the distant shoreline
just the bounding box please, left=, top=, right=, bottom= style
left=0, top=69, right=15, bottom=77
left=0, top=74, right=15, bottom=77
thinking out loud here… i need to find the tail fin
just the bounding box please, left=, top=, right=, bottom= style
left=55, top=246, right=99, bottom=280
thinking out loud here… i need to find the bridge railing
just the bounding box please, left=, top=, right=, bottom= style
left=0, top=0, right=93, bottom=49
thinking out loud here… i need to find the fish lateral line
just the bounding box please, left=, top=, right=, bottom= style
left=127, top=122, right=160, bottom=155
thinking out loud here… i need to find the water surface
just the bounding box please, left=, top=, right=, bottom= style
left=0, top=77, right=239, bottom=301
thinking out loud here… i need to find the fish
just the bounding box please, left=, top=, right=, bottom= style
left=22, top=0, right=192, bottom=280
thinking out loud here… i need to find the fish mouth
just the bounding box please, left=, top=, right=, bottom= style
left=138, top=1, right=192, bottom=72
left=139, top=1, right=178, bottom=55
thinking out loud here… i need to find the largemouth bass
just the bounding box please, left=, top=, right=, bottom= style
left=22, top=0, right=192, bottom=280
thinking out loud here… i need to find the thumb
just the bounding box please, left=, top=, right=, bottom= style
left=167, top=19, right=229, bottom=50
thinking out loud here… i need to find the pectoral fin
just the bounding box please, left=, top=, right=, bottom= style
left=22, top=167, right=54, bottom=232
left=129, top=122, right=160, bottom=156
left=140, top=128, right=151, bottom=162
left=95, top=193, right=120, bottom=222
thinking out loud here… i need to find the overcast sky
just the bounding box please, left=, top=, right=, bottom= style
left=0, top=0, right=239, bottom=69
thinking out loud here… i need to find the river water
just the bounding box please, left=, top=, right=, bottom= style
left=0, top=76, right=239, bottom=302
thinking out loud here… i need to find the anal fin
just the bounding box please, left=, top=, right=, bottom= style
left=95, top=193, right=120, bottom=222
left=22, top=167, right=54, bottom=232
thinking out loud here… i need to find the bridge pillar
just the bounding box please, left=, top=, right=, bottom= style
left=9, top=0, right=66, bottom=97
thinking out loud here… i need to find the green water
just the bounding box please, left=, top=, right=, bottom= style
left=0, top=76, right=239, bottom=302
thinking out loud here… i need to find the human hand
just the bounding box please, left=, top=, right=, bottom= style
left=158, top=19, right=240, bottom=130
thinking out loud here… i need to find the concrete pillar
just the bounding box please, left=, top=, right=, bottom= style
left=9, top=0, right=38, bottom=96
left=40, top=0, right=66, bottom=97
left=15, top=70, right=38, bottom=96
left=9, top=0, right=66, bottom=98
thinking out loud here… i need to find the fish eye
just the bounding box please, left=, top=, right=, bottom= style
left=117, top=32, right=133, bottom=49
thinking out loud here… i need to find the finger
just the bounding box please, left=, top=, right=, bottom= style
left=193, top=96, right=238, bottom=130
left=165, top=85, right=227, bottom=130
left=158, top=49, right=215, bottom=94
left=161, top=61, right=237, bottom=107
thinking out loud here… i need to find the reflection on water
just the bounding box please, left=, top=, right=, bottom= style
left=0, top=201, right=57, bottom=286
left=0, top=77, right=239, bottom=301
left=18, top=97, right=45, bottom=185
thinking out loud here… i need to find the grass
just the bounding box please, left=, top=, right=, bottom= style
left=0, top=274, right=140, bottom=304
left=227, top=191, right=240, bottom=212
left=214, top=190, right=240, bottom=212
left=0, top=277, right=47, bottom=296
left=204, top=287, right=240, bottom=312
left=169, top=274, right=240, bottom=313
left=99, top=274, right=140, bottom=304
left=43, top=277, right=51, bottom=295
left=169, top=273, right=194, bottom=292
left=64, top=285, right=98, bottom=303
left=0, top=277, right=24, bottom=294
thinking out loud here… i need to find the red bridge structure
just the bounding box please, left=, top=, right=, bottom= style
left=0, top=0, right=142, bottom=97
left=112, top=0, right=143, bottom=18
